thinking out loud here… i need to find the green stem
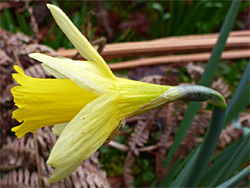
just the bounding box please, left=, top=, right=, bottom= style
left=183, top=107, right=226, bottom=187
left=161, top=85, right=227, bottom=187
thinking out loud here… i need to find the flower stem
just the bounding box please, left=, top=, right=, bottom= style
left=164, top=85, right=227, bottom=187
left=183, top=107, right=226, bottom=187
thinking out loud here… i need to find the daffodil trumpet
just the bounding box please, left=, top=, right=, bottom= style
left=10, top=4, right=227, bottom=183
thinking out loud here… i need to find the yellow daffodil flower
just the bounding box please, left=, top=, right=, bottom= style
left=11, top=4, right=226, bottom=183
left=11, top=4, right=172, bottom=183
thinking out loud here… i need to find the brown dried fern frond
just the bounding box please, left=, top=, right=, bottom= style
left=0, top=108, right=18, bottom=145
left=211, top=78, right=231, bottom=101
left=124, top=110, right=160, bottom=187
left=24, top=64, right=51, bottom=78
left=217, top=124, right=243, bottom=149
left=0, top=136, right=36, bottom=172
left=127, top=110, right=160, bottom=156
left=239, top=112, right=250, bottom=128
left=0, top=127, right=109, bottom=188
left=186, top=62, right=205, bottom=81
left=139, top=74, right=177, bottom=86
left=155, top=103, right=176, bottom=181
left=19, top=44, right=57, bottom=58
left=0, top=168, right=39, bottom=188
left=175, top=110, right=211, bottom=159
left=123, top=152, right=136, bottom=188
left=0, top=29, right=56, bottom=103
left=0, top=66, right=13, bottom=103
left=217, top=112, right=249, bottom=149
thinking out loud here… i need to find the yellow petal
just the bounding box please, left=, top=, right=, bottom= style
left=47, top=95, right=122, bottom=183
left=29, top=53, right=115, bottom=95
left=46, top=4, right=113, bottom=77
left=11, top=65, right=98, bottom=138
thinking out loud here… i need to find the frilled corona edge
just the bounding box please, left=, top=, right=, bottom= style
left=11, top=65, right=98, bottom=138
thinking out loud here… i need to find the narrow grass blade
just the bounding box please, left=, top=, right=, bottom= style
left=80, top=1, right=87, bottom=25
left=171, top=0, right=185, bottom=36
left=176, top=1, right=206, bottom=35
left=163, top=0, right=242, bottom=168
left=0, top=14, right=7, bottom=30
left=167, top=1, right=174, bottom=36
left=16, top=12, right=29, bottom=35
left=3, top=8, right=16, bottom=33
left=149, top=1, right=158, bottom=39
left=215, top=165, right=250, bottom=188
left=183, top=107, right=226, bottom=187
left=224, top=61, right=250, bottom=126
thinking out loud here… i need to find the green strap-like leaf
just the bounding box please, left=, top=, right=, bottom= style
left=199, top=137, right=245, bottom=186
left=215, top=165, right=250, bottom=188
left=169, top=146, right=200, bottom=187
left=224, top=61, right=250, bottom=126
left=183, top=107, right=226, bottom=187
left=163, top=0, right=242, bottom=168
left=208, top=133, right=250, bottom=187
